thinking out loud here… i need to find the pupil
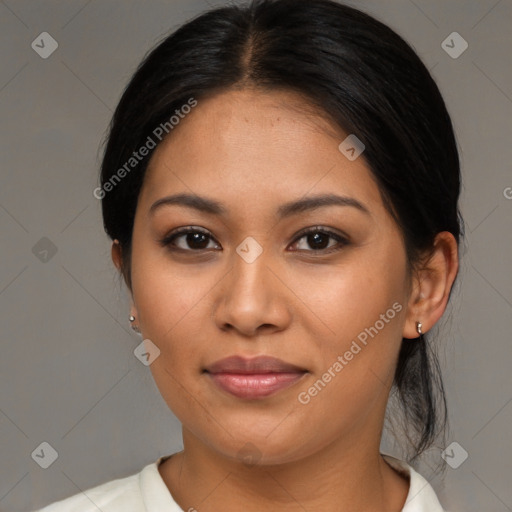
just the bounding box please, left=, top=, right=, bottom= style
left=188, top=233, right=208, bottom=249
left=309, top=233, right=328, bottom=249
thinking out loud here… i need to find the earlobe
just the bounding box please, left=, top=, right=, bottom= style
left=402, top=231, right=459, bottom=339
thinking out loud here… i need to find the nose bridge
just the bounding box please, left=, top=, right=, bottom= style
left=230, top=239, right=273, bottom=301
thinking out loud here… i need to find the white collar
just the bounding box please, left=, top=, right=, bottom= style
left=142, top=454, right=446, bottom=512
left=382, top=454, right=446, bottom=511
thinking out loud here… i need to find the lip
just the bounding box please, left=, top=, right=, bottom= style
left=205, top=355, right=307, bottom=374
left=204, top=355, right=308, bottom=400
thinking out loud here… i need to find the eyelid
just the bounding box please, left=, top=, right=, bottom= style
left=292, top=226, right=349, bottom=243
left=159, top=226, right=220, bottom=248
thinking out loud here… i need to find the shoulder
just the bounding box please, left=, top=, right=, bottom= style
left=33, top=467, right=144, bottom=512
left=33, top=456, right=178, bottom=512
left=382, top=454, right=447, bottom=512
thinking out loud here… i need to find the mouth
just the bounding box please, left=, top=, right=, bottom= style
left=204, top=355, right=308, bottom=400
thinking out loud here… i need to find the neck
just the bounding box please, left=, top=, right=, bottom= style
left=158, top=428, right=409, bottom=512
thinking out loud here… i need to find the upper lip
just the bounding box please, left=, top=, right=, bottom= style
left=205, top=355, right=307, bottom=374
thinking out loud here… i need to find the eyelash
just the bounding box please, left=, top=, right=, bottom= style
left=159, top=226, right=350, bottom=255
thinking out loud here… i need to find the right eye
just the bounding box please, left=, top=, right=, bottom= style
left=159, top=227, right=221, bottom=252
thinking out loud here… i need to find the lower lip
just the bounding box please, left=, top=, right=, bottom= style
left=207, top=372, right=306, bottom=399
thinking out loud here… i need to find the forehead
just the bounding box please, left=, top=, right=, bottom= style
left=139, top=88, right=382, bottom=217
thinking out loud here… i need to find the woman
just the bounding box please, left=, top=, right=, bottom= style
left=37, top=0, right=462, bottom=510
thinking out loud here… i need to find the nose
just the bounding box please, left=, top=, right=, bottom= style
left=212, top=248, right=292, bottom=338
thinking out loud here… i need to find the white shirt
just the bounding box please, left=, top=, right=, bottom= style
left=34, top=453, right=446, bottom=511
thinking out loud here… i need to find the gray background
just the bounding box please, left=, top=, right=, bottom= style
left=0, top=0, right=511, bottom=510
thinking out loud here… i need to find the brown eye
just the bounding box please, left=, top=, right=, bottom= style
left=290, top=227, right=349, bottom=254
left=160, top=227, right=220, bottom=252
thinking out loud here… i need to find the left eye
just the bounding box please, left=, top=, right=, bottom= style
left=291, top=228, right=348, bottom=253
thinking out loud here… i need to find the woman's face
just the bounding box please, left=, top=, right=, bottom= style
left=126, top=89, right=413, bottom=464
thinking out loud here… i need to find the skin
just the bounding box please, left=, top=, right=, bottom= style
left=112, top=88, right=459, bottom=511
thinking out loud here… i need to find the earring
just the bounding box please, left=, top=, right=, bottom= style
left=129, top=314, right=141, bottom=334
left=416, top=321, right=423, bottom=336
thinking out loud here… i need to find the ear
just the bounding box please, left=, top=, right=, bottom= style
left=111, top=239, right=123, bottom=271
left=112, top=239, right=139, bottom=321
left=403, top=231, right=459, bottom=339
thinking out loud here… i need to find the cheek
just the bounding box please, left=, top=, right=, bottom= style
left=297, top=246, right=407, bottom=348
left=132, top=238, right=198, bottom=317
left=130, top=258, right=211, bottom=420
left=135, top=275, right=207, bottom=358
left=129, top=244, right=204, bottom=361
left=292, top=245, right=408, bottom=416
left=293, top=273, right=406, bottom=446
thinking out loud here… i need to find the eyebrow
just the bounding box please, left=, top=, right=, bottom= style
left=149, top=192, right=371, bottom=218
